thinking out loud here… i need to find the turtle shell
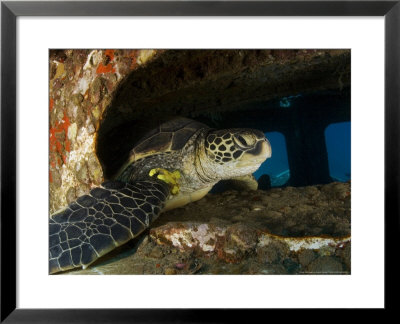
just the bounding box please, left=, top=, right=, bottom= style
left=125, top=117, right=208, bottom=165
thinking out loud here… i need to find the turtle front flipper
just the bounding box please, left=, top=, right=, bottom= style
left=49, top=180, right=169, bottom=274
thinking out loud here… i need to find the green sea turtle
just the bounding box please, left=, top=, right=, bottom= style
left=49, top=117, right=271, bottom=273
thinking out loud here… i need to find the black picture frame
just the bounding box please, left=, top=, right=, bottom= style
left=1, top=0, right=398, bottom=321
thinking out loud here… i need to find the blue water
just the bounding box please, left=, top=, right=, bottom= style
left=325, top=122, right=351, bottom=182
left=253, top=122, right=351, bottom=186
left=253, top=132, right=290, bottom=186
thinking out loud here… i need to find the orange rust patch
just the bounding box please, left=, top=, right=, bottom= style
left=49, top=170, right=53, bottom=183
left=96, top=62, right=115, bottom=74
left=49, top=98, right=54, bottom=112
left=49, top=112, right=71, bottom=168
left=105, top=49, right=115, bottom=61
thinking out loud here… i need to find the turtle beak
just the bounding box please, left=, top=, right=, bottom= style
left=263, top=138, right=272, bottom=160
left=252, top=138, right=271, bottom=164
left=236, top=137, right=271, bottom=169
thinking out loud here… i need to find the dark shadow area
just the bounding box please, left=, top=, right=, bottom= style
left=95, top=50, right=350, bottom=187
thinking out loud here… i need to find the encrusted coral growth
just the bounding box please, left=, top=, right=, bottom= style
left=49, top=49, right=158, bottom=213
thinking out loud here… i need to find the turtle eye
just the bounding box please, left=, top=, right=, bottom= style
left=234, top=134, right=256, bottom=148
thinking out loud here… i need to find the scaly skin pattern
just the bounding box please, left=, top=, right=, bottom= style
left=49, top=180, right=169, bottom=273
left=49, top=118, right=271, bottom=273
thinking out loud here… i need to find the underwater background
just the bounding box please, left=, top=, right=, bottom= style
left=253, top=92, right=351, bottom=187
left=49, top=49, right=351, bottom=275
left=202, top=88, right=351, bottom=192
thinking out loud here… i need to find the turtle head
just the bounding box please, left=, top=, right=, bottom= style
left=203, top=128, right=272, bottom=179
